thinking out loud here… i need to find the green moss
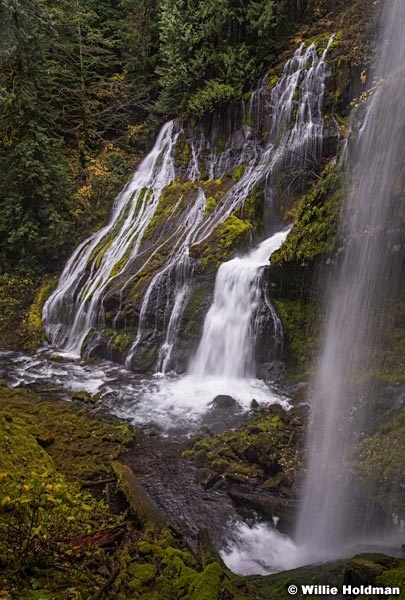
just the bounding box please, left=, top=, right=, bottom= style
left=200, top=215, right=253, bottom=271
left=235, top=183, right=266, bottom=229
left=184, top=142, right=191, bottom=168
left=0, top=412, right=54, bottom=477
left=246, top=554, right=405, bottom=600
left=23, top=276, right=58, bottom=353
left=188, top=562, right=223, bottom=600
left=267, top=71, right=279, bottom=89
left=271, top=161, right=341, bottom=267
left=0, top=386, right=122, bottom=592
left=204, top=196, right=217, bottom=216
left=109, top=249, right=132, bottom=277
left=373, top=300, right=405, bottom=384
left=358, top=406, right=405, bottom=514
left=224, top=462, right=263, bottom=483
left=0, top=386, right=132, bottom=484
left=175, top=136, right=192, bottom=169
left=233, top=163, right=245, bottom=182
left=94, top=237, right=113, bottom=269
left=378, top=567, right=405, bottom=598
left=183, top=409, right=304, bottom=498
left=111, top=331, right=133, bottom=352
left=130, top=563, right=157, bottom=583
left=274, top=298, right=317, bottom=381
left=144, top=181, right=197, bottom=240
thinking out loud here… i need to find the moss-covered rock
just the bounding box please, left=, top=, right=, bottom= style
left=271, top=161, right=341, bottom=268
left=358, top=405, right=405, bottom=516
left=182, top=406, right=305, bottom=513
left=247, top=554, right=405, bottom=600
left=273, top=298, right=318, bottom=381
left=193, top=215, right=253, bottom=271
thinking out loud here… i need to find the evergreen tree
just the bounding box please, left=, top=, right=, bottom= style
left=0, top=0, right=74, bottom=273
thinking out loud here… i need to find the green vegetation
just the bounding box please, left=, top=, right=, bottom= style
left=358, top=406, right=405, bottom=515
left=196, top=215, right=253, bottom=271
left=271, top=161, right=341, bottom=267
left=274, top=299, right=318, bottom=381
left=0, top=385, right=129, bottom=597
left=183, top=406, right=305, bottom=502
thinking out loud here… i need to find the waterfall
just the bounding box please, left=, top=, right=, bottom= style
left=43, top=37, right=335, bottom=373
left=296, top=0, right=405, bottom=553
left=191, top=230, right=289, bottom=378
left=43, top=121, right=181, bottom=356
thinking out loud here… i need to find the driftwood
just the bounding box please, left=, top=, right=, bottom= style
left=67, top=526, right=126, bottom=552
left=111, top=461, right=170, bottom=530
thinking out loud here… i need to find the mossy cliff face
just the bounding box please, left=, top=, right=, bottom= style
left=79, top=0, right=379, bottom=375
left=6, top=0, right=381, bottom=382
left=358, top=405, right=405, bottom=516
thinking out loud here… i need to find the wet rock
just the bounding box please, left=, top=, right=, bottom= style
left=227, top=485, right=288, bottom=517
left=119, top=435, right=244, bottom=552
left=263, top=360, right=286, bottom=382
left=267, top=402, right=287, bottom=417
left=210, top=394, right=238, bottom=409
left=195, top=468, right=221, bottom=489
left=71, top=390, right=95, bottom=404
left=242, top=444, right=282, bottom=475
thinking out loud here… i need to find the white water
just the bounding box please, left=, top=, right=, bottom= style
left=43, top=38, right=335, bottom=373
left=221, top=521, right=405, bottom=575
left=220, top=1, right=405, bottom=576
left=43, top=121, right=181, bottom=356
left=0, top=349, right=288, bottom=435
left=191, top=229, right=290, bottom=378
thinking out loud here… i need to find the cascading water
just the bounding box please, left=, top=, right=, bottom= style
left=43, top=38, right=334, bottom=375
left=191, top=230, right=290, bottom=379
left=221, top=0, right=405, bottom=575
left=295, top=0, right=405, bottom=554
left=43, top=121, right=181, bottom=356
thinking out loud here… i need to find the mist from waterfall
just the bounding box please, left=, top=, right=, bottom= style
left=296, top=0, right=405, bottom=553
left=220, top=2, right=405, bottom=575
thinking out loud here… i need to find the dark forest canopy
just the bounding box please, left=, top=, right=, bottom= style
left=0, top=0, right=329, bottom=275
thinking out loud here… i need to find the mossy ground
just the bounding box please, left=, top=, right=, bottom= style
left=0, top=385, right=132, bottom=598
left=0, top=385, right=257, bottom=600
left=0, top=385, right=403, bottom=599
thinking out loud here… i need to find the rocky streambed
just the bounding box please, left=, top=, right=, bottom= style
left=1, top=375, right=405, bottom=599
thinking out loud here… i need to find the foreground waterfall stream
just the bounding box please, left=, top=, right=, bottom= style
left=1, top=18, right=404, bottom=580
